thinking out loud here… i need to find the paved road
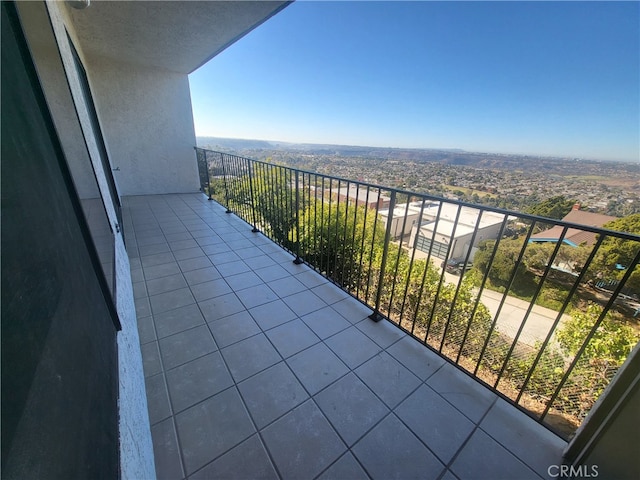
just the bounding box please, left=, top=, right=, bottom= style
left=407, top=249, right=570, bottom=347
left=478, top=288, right=570, bottom=347
left=442, top=271, right=570, bottom=347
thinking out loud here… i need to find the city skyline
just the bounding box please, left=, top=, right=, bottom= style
left=189, top=1, right=640, bottom=163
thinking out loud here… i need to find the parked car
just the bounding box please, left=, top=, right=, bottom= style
left=442, top=258, right=473, bottom=275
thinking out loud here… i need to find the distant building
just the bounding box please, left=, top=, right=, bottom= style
left=409, top=202, right=506, bottom=261
left=530, top=204, right=617, bottom=247
left=334, top=185, right=391, bottom=209
left=378, top=202, right=435, bottom=240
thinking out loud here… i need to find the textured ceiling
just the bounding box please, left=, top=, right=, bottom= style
left=67, top=1, right=290, bottom=73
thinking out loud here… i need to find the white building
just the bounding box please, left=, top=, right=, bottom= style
left=334, top=185, right=391, bottom=209
left=408, top=202, right=505, bottom=261
left=378, top=201, right=438, bottom=240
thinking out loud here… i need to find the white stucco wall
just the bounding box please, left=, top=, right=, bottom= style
left=85, top=57, right=200, bottom=195
left=42, top=2, right=156, bottom=479
left=113, top=234, right=155, bottom=480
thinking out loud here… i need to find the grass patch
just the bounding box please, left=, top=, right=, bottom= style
left=481, top=271, right=581, bottom=314
left=442, top=184, right=497, bottom=199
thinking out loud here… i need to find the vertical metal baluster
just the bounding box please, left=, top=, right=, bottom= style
left=283, top=166, right=290, bottom=247
left=412, top=201, right=443, bottom=341
left=281, top=166, right=287, bottom=246
left=319, top=176, right=326, bottom=275
left=230, top=155, right=238, bottom=218
left=387, top=197, right=413, bottom=323
left=299, top=171, right=306, bottom=261
left=399, top=197, right=427, bottom=331
left=282, top=166, right=289, bottom=246
left=195, top=148, right=202, bottom=192
left=226, top=154, right=235, bottom=213
left=326, top=179, right=334, bottom=280
left=305, top=172, right=312, bottom=262
left=312, top=174, right=318, bottom=264
left=294, top=170, right=303, bottom=264
left=357, top=187, right=372, bottom=299
left=236, top=156, right=247, bottom=222
left=230, top=155, right=240, bottom=218
left=203, top=149, right=212, bottom=200
left=369, top=190, right=397, bottom=322
left=426, top=204, right=463, bottom=346
left=340, top=181, right=351, bottom=288
left=347, top=184, right=361, bottom=294
left=237, top=156, right=246, bottom=220
left=195, top=148, right=206, bottom=197
left=220, top=152, right=231, bottom=212
left=333, top=180, right=343, bottom=284
left=289, top=168, right=295, bottom=249
left=247, top=159, right=259, bottom=232
left=262, top=162, right=270, bottom=239
left=365, top=187, right=382, bottom=304
left=266, top=163, right=275, bottom=243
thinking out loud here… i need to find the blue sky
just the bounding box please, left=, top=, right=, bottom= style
left=189, top=1, right=639, bottom=162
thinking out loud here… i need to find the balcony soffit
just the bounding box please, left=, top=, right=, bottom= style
left=67, top=0, right=290, bottom=74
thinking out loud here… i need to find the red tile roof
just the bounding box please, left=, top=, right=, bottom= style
left=531, top=210, right=618, bottom=246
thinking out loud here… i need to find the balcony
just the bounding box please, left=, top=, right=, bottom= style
left=194, top=148, right=640, bottom=437
left=125, top=193, right=567, bottom=480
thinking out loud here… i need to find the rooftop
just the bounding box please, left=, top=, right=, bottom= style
left=336, top=186, right=391, bottom=203
left=126, top=193, right=565, bottom=480
left=422, top=202, right=506, bottom=228
left=531, top=209, right=618, bottom=246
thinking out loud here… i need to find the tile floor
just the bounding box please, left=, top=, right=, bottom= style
left=124, top=193, right=567, bottom=480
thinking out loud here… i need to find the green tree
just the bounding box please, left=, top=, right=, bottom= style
left=557, top=303, right=638, bottom=366
left=588, top=214, right=640, bottom=293
left=297, top=197, right=384, bottom=291
left=523, top=242, right=555, bottom=271
left=600, top=214, right=640, bottom=262
left=223, top=164, right=298, bottom=249
left=474, top=239, right=527, bottom=287
left=251, top=166, right=298, bottom=247
left=526, top=195, right=575, bottom=220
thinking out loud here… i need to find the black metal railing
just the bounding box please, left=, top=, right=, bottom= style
left=195, top=147, right=640, bottom=439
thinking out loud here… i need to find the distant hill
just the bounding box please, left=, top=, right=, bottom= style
left=196, top=136, right=468, bottom=161
left=196, top=136, right=638, bottom=172
left=197, top=137, right=280, bottom=150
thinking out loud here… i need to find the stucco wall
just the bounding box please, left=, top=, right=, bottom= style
left=113, top=234, right=154, bottom=480
left=85, top=57, right=200, bottom=195
left=43, top=2, right=156, bottom=478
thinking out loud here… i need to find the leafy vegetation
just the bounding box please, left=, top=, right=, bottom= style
left=588, top=214, right=640, bottom=293
left=526, top=195, right=576, bottom=220
left=554, top=304, right=639, bottom=418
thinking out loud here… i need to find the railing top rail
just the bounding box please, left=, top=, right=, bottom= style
left=195, top=147, right=640, bottom=243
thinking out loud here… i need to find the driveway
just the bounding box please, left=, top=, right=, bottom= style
left=442, top=271, right=570, bottom=347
